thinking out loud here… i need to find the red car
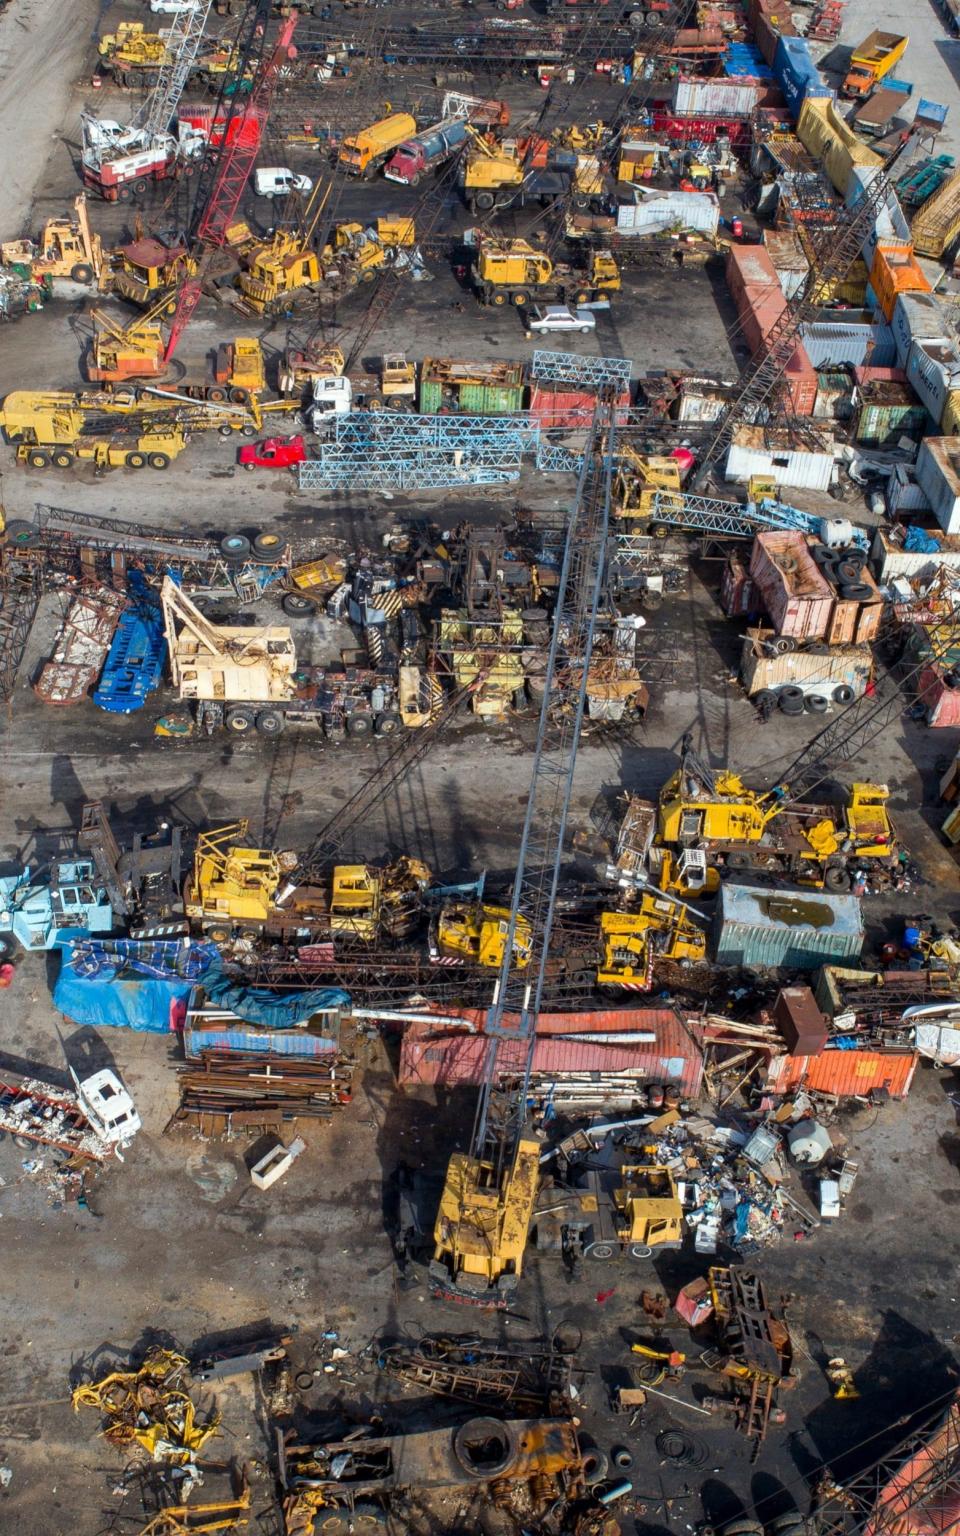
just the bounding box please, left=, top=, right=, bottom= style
left=238, top=435, right=307, bottom=472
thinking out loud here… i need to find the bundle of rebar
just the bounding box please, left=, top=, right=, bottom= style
left=174, top=1049, right=353, bottom=1135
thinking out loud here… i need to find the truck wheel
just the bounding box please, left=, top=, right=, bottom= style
left=839, top=582, right=873, bottom=601
left=770, top=635, right=795, bottom=655
left=27, top=451, right=50, bottom=469
left=805, top=694, right=829, bottom=713
left=585, top=1240, right=616, bottom=1260
left=0, top=934, right=19, bottom=962
left=225, top=706, right=256, bottom=734
left=70, top=263, right=94, bottom=283
left=221, top=534, right=252, bottom=562
left=345, top=714, right=373, bottom=738
left=628, top=1242, right=653, bottom=1260
left=282, top=593, right=318, bottom=617
left=492, top=290, right=506, bottom=306
left=148, top=453, right=171, bottom=469
left=476, top=191, right=495, bottom=210
left=256, top=709, right=286, bottom=736
left=127, top=451, right=147, bottom=469
left=253, top=532, right=283, bottom=560
left=117, top=186, right=133, bottom=202
left=133, top=179, right=148, bottom=195
left=229, top=387, right=249, bottom=405
left=218, top=424, right=234, bottom=438
left=753, top=689, right=777, bottom=711
left=512, top=291, right=527, bottom=306
left=209, top=386, right=227, bottom=403
left=824, top=865, right=851, bottom=892
left=51, top=450, right=74, bottom=468
left=833, top=684, right=855, bottom=704
left=374, top=711, right=401, bottom=736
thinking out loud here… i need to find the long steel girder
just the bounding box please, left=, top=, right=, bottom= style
left=531, top=349, right=634, bottom=388
left=297, top=455, right=523, bottom=491
left=473, top=401, right=615, bottom=1158
left=648, top=490, right=823, bottom=537
left=331, top=413, right=541, bottom=453
left=0, top=564, right=41, bottom=703
left=138, top=0, right=212, bottom=141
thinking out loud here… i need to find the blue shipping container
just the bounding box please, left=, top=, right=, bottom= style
left=724, top=42, right=773, bottom=80
left=801, top=321, right=897, bottom=368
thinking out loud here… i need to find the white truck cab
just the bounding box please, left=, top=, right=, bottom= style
left=74, top=1069, right=142, bottom=1148
left=308, top=375, right=353, bottom=430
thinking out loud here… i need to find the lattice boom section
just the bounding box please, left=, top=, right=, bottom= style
left=530, top=350, right=633, bottom=388
left=332, top=412, right=540, bottom=454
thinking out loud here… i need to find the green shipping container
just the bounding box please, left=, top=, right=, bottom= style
left=418, top=379, right=525, bottom=414
left=856, top=401, right=928, bottom=446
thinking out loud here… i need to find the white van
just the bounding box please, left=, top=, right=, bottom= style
left=254, top=167, right=314, bottom=199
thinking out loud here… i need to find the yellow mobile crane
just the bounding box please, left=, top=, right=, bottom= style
left=429, top=399, right=618, bottom=1306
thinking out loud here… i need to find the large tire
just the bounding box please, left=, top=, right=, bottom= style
left=220, top=534, right=252, bottom=562
left=27, top=451, right=50, bottom=469
left=779, top=687, right=805, bottom=716
left=256, top=708, right=286, bottom=737
left=839, top=582, right=873, bottom=601
left=70, top=262, right=94, bottom=284
left=770, top=635, right=795, bottom=655
left=127, top=451, right=147, bottom=469
left=824, top=864, right=850, bottom=892
left=148, top=453, right=170, bottom=470
left=453, top=1418, right=518, bottom=1481
left=833, top=684, right=855, bottom=704
left=585, top=1240, right=617, bottom=1261
left=225, top=706, right=256, bottom=735
left=51, top=450, right=74, bottom=468
left=805, top=694, right=829, bottom=713
left=581, top=1446, right=610, bottom=1487
left=283, top=593, right=318, bottom=617
left=475, top=190, right=495, bottom=211
left=0, top=934, right=19, bottom=962
left=375, top=711, right=401, bottom=736
left=628, top=1242, right=652, bottom=1260
left=754, top=689, right=777, bottom=711
left=253, top=532, right=283, bottom=560
left=345, top=713, right=373, bottom=739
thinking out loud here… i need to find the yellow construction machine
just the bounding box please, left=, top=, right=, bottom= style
left=160, top=576, right=298, bottom=706
left=432, top=1139, right=542, bottom=1299
left=614, top=446, right=686, bottom=524
left=0, top=388, right=188, bottom=471
left=100, top=234, right=195, bottom=310
left=462, top=131, right=526, bottom=214
left=471, top=236, right=618, bottom=307
left=185, top=822, right=292, bottom=935
left=97, top=22, right=170, bottom=87
left=1, top=194, right=101, bottom=285
left=438, top=607, right=526, bottom=718
left=87, top=297, right=172, bottom=383
left=597, top=895, right=707, bottom=988
left=433, top=902, right=532, bottom=968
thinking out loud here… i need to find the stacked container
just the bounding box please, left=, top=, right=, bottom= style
left=906, top=339, right=960, bottom=424
left=797, top=96, right=884, bottom=196
left=916, top=437, right=960, bottom=534
left=801, top=319, right=896, bottom=368
left=911, top=170, right=960, bottom=259
left=750, top=530, right=885, bottom=643
left=528, top=383, right=631, bottom=430
left=773, top=34, right=833, bottom=117
left=856, top=379, right=928, bottom=445
left=890, top=290, right=951, bottom=367
left=746, top=0, right=797, bottom=65
left=869, top=241, right=933, bottom=321
left=846, top=164, right=911, bottom=267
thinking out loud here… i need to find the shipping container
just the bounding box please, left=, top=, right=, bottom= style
left=720, top=552, right=760, bottom=616
left=911, top=169, right=960, bottom=258
left=726, top=427, right=835, bottom=491
left=750, top=530, right=835, bottom=638
left=774, top=34, right=831, bottom=117
left=847, top=170, right=912, bottom=267
left=917, top=436, right=960, bottom=534
left=918, top=664, right=960, bottom=725
left=740, top=637, right=872, bottom=698
left=765, top=1046, right=917, bottom=1097
left=784, top=343, right=818, bottom=415
left=856, top=381, right=928, bottom=445
left=739, top=289, right=789, bottom=355
left=814, top=369, right=855, bottom=419
left=677, top=381, right=728, bottom=422
left=727, top=241, right=782, bottom=302
left=528, top=382, right=631, bottom=430
left=764, top=227, right=809, bottom=299
left=797, top=95, right=884, bottom=196
left=714, top=884, right=865, bottom=970
left=870, top=526, right=960, bottom=581
left=616, top=191, right=719, bottom=236
left=419, top=358, right=525, bottom=416
left=884, top=465, right=933, bottom=517
left=891, top=290, right=950, bottom=367
left=800, top=320, right=896, bottom=368
left=825, top=576, right=884, bottom=645
left=397, top=1006, right=704, bottom=1096
left=870, top=241, right=933, bottom=322
left=907, top=339, right=960, bottom=424
left=674, top=76, right=761, bottom=116
left=725, top=42, right=774, bottom=78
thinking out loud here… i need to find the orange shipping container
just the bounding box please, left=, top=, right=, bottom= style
left=784, top=344, right=817, bottom=416
left=870, top=241, right=933, bottom=322
left=766, top=1047, right=917, bottom=1099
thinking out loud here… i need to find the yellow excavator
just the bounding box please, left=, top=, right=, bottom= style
left=614, top=445, right=687, bottom=524
left=597, top=895, right=707, bottom=988
left=433, top=902, right=533, bottom=968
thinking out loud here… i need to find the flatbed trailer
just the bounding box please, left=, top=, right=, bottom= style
left=0, top=1070, right=113, bottom=1161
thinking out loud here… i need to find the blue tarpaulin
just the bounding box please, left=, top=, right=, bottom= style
left=202, top=967, right=350, bottom=1028
left=55, top=943, right=193, bottom=1032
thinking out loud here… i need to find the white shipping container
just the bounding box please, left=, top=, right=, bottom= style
left=740, top=639, right=873, bottom=699
left=885, top=464, right=932, bottom=515
left=726, top=430, right=835, bottom=492
left=677, top=390, right=726, bottom=423
left=673, top=76, right=760, bottom=117
left=847, top=165, right=911, bottom=266
left=906, top=339, right=960, bottom=424
left=617, top=190, right=720, bottom=237
left=891, top=291, right=951, bottom=368
left=916, top=436, right=960, bottom=535
left=869, top=528, right=960, bottom=584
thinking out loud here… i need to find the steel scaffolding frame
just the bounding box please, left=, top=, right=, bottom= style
left=530, top=350, right=634, bottom=388
left=298, top=454, right=523, bottom=491
left=649, top=490, right=823, bottom=537
left=331, top=412, right=541, bottom=453
left=537, top=443, right=584, bottom=474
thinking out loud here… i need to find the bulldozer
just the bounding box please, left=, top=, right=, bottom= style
left=433, top=901, right=533, bottom=969
left=100, top=235, right=195, bottom=310
left=1, top=195, right=102, bottom=286
left=614, top=446, right=687, bottom=524
left=597, top=896, right=707, bottom=988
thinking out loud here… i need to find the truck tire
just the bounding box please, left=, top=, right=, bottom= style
left=805, top=694, right=829, bottom=713
left=581, top=1446, right=610, bottom=1487
left=70, top=263, right=94, bottom=283
left=839, top=582, right=873, bottom=601
left=256, top=708, right=286, bottom=736
left=492, top=290, right=506, bottom=305
left=779, top=686, right=805, bottom=715
left=282, top=593, right=318, bottom=617
left=225, top=706, right=256, bottom=734
left=51, top=450, right=74, bottom=468
left=117, top=186, right=133, bottom=202
left=585, top=1240, right=617, bottom=1260
left=833, top=684, right=855, bottom=703
left=375, top=711, right=401, bottom=736
left=824, top=865, right=850, bottom=892
left=229, top=387, right=249, bottom=405
left=27, top=451, right=50, bottom=469
left=753, top=689, right=777, bottom=711
left=127, top=451, right=147, bottom=469
left=628, top=1242, right=652, bottom=1259
left=346, top=713, right=372, bottom=738
left=220, top=534, right=252, bottom=562
left=512, top=291, right=527, bottom=306
left=0, top=934, right=18, bottom=962
left=475, top=190, right=495, bottom=210
left=148, top=453, right=170, bottom=469
left=132, top=179, right=148, bottom=195
left=453, top=1418, right=518, bottom=1481
left=253, top=532, right=283, bottom=560
left=770, top=635, right=795, bottom=655
left=208, top=386, right=228, bottom=403
left=810, top=544, right=836, bottom=567
left=218, top=424, right=234, bottom=438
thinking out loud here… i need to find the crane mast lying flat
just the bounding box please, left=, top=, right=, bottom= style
left=429, top=398, right=617, bottom=1305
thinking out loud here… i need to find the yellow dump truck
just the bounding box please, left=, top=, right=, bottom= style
left=338, top=113, right=417, bottom=177
left=842, top=30, right=908, bottom=98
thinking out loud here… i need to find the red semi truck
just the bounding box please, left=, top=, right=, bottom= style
left=383, top=116, right=470, bottom=186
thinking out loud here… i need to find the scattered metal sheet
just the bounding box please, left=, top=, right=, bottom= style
left=35, top=587, right=125, bottom=706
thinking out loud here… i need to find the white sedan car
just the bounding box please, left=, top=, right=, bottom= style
left=524, top=305, right=597, bottom=337
left=149, top=0, right=201, bottom=14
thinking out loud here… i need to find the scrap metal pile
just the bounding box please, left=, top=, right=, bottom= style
left=72, top=1349, right=222, bottom=1472
left=174, top=1048, right=355, bottom=1135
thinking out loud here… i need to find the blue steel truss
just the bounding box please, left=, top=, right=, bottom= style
left=332, top=412, right=540, bottom=454
left=650, top=490, right=823, bottom=537
left=530, top=349, right=633, bottom=388
left=536, top=442, right=584, bottom=474
left=299, top=452, right=522, bottom=491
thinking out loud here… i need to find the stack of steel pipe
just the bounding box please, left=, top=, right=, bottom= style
left=175, top=1049, right=354, bottom=1133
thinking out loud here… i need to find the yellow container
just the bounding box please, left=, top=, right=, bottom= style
left=941, top=388, right=960, bottom=436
